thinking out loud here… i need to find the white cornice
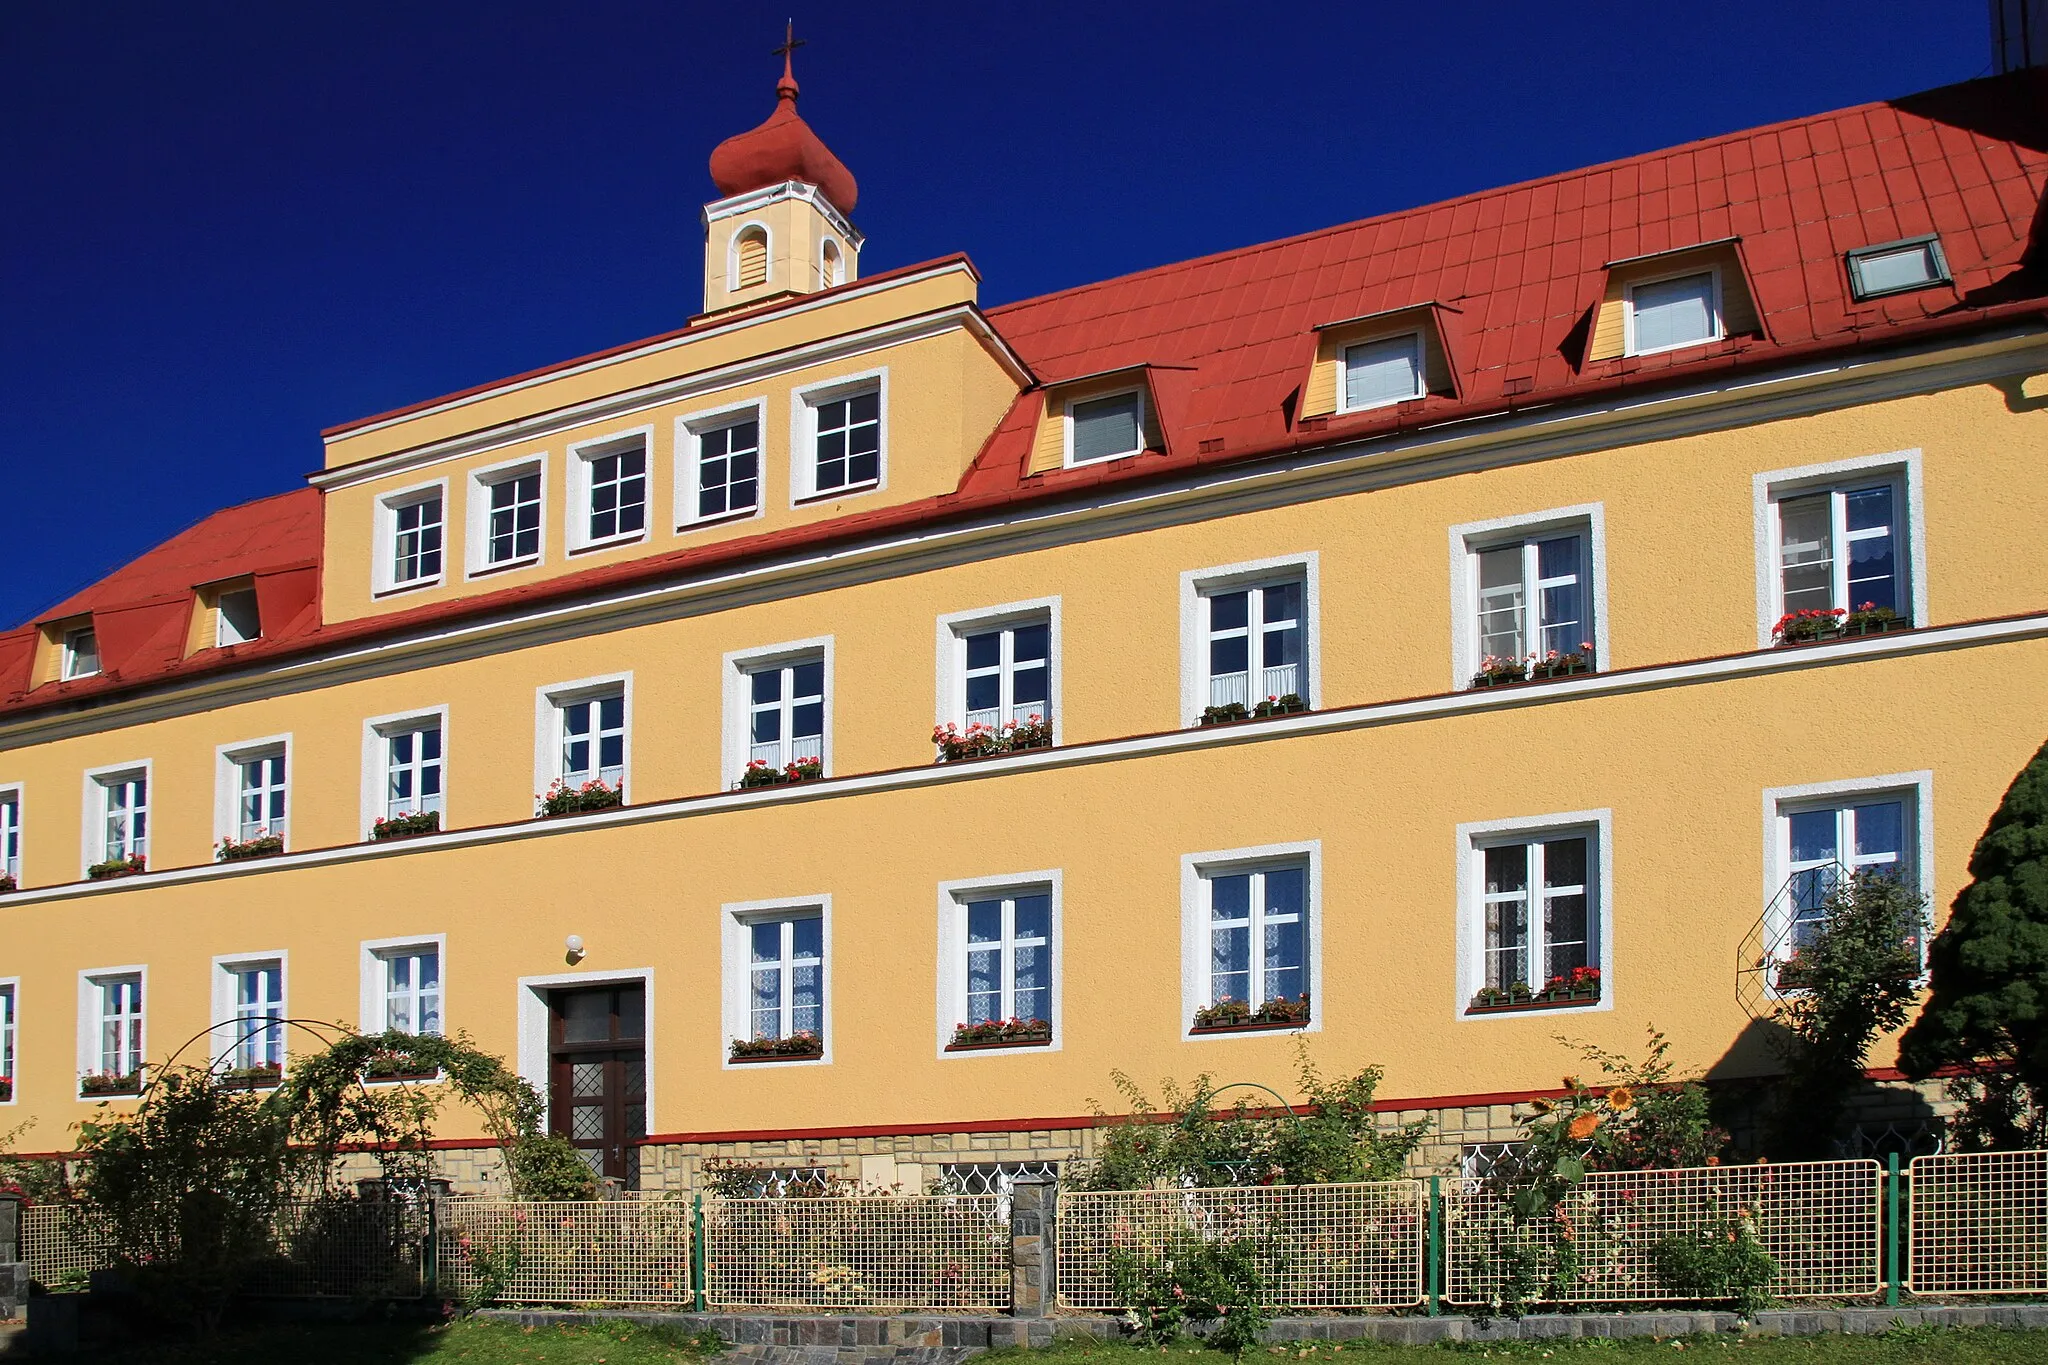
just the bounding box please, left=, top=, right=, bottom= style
left=310, top=302, right=1030, bottom=492
left=4, top=611, right=2042, bottom=909
left=315, top=258, right=981, bottom=455
left=701, top=180, right=862, bottom=248
left=6, top=326, right=2045, bottom=748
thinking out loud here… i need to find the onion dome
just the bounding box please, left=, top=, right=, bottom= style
left=708, top=45, right=859, bottom=214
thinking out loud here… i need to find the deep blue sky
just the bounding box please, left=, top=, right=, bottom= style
left=0, top=3, right=1993, bottom=628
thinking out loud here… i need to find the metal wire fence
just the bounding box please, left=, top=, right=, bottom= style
left=703, top=1193, right=1009, bottom=1311
left=437, top=1197, right=694, bottom=1308
left=21, top=1204, right=110, bottom=1291
left=1910, top=1150, right=2048, bottom=1295
left=1444, top=1160, right=1881, bottom=1306
left=1058, top=1181, right=1426, bottom=1310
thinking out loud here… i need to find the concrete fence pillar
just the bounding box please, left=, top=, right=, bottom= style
left=0, top=1193, right=24, bottom=1319
left=1009, top=1175, right=1054, bottom=1318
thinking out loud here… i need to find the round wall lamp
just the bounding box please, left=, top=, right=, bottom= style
left=565, top=934, right=586, bottom=963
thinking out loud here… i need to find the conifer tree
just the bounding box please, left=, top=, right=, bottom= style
left=1899, top=737, right=2048, bottom=1147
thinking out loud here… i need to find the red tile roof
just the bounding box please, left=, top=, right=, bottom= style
left=6, top=73, right=2045, bottom=719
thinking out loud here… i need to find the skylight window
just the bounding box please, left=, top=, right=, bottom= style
left=1068, top=391, right=1143, bottom=465
left=1340, top=334, right=1425, bottom=411
left=1625, top=270, right=1722, bottom=355
left=1846, top=236, right=1951, bottom=302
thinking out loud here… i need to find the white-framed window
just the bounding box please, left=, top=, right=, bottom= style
left=1340, top=332, right=1425, bottom=411
left=569, top=430, right=651, bottom=551
left=374, top=944, right=442, bottom=1036
left=364, top=712, right=446, bottom=832
left=0, top=787, right=20, bottom=883
left=956, top=617, right=1050, bottom=730
left=937, top=872, right=1062, bottom=1055
left=1846, top=235, right=1950, bottom=301
left=1765, top=773, right=1933, bottom=960
left=377, top=484, right=445, bottom=591
left=1179, top=842, right=1321, bottom=1038
left=62, top=626, right=100, bottom=679
left=219, top=739, right=289, bottom=847
left=677, top=402, right=764, bottom=527
left=215, top=588, right=261, bottom=646
left=730, top=222, right=770, bottom=290
left=0, top=980, right=17, bottom=1096
left=1197, top=573, right=1306, bottom=711
left=1064, top=389, right=1144, bottom=466
left=214, top=956, right=285, bottom=1072
left=748, top=656, right=824, bottom=769
left=820, top=237, right=845, bottom=288
left=721, top=899, right=831, bottom=1066
left=794, top=374, right=884, bottom=500
left=466, top=455, right=546, bottom=574
left=1753, top=452, right=1925, bottom=645
left=536, top=675, right=631, bottom=799
left=1449, top=506, right=1607, bottom=691
left=89, top=766, right=149, bottom=867
left=82, top=970, right=145, bottom=1082
left=1456, top=810, right=1614, bottom=1018
left=1624, top=267, right=1722, bottom=356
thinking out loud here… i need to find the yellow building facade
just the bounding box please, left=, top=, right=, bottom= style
left=3, top=65, right=2047, bottom=1190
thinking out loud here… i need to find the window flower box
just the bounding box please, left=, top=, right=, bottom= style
left=79, top=1071, right=143, bottom=1097
left=736, top=758, right=824, bottom=790
left=729, top=1032, right=824, bottom=1063
left=216, top=833, right=285, bottom=862
left=1472, top=646, right=1595, bottom=689
left=1189, top=993, right=1311, bottom=1033
left=0, top=1076, right=12, bottom=1102
left=1771, top=952, right=1814, bottom=992
left=217, top=1062, right=283, bottom=1092
left=932, top=716, right=1052, bottom=763
left=1842, top=605, right=1910, bottom=637
left=362, top=1053, right=440, bottom=1083
left=948, top=1018, right=1052, bottom=1050
left=1467, top=967, right=1603, bottom=1015
left=86, top=855, right=146, bottom=881
left=370, top=810, right=440, bottom=842
left=1200, top=694, right=1309, bottom=726
left=537, top=779, right=625, bottom=818
left=0, top=873, right=15, bottom=894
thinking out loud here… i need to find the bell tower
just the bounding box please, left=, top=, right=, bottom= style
left=702, top=27, right=863, bottom=316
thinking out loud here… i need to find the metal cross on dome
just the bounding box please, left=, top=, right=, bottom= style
left=772, top=20, right=806, bottom=63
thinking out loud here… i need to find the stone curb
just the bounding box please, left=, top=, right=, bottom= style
left=479, top=1304, right=2048, bottom=1349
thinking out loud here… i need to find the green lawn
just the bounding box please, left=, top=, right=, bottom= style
left=19, top=1321, right=2048, bottom=1365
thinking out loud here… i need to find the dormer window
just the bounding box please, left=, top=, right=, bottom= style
left=1340, top=334, right=1425, bottom=412
left=215, top=588, right=260, bottom=647
left=1846, top=236, right=1951, bottom=301
left=1067, top=390, right=1144, bottom=465
left=1624, top=269, right=1722, bottom=356
left=63, top=627, right=100, bottom=680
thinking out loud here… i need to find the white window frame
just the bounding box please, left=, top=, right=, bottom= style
left=210, top=951, right=288, bottom=1072
left=674, top=398, right=768, bottom=530
left=1623, top=264, right=1725, bottom=357
left=790, top=368, right=887, bottom=504
left=535, top=673, right=633, bottom=801
left=214, top=734, right=291, bottom=851
left=214, top=587, right=261, bottom=647
left=566, top=426, right=655, bottom=554
left=464, top=451, right=548, bottom=578
left=360, top=706, right=450, bottom=837
left=0, top=977, right=19, bottom=1102
left=1336, top=331, right=1427, bottom=413
left=1455, top=809, right=1615, bottom=1022
left=0, top=784, right=22, bottom=883
left=374, top=480, right=448, bottom=595
left=80, top=759, right=151, bottom=877
left=819, top=236, right=845, bottom=287
left=935, top=871, right=1063, bottom=1059
left=1752, top=449, right=1927, bottom=648
left=1178, top=554, right=1320, bottom=726
left=1062, top=387, right=1146, bottom=467
left=1448, top=504, right=1608, bottom=692
left=934, top=597, right=1062, bottom=744
left=1761, top=771, right=1934, bottom=968
left=359, top=934, right=448, bottom=1045
left=719, top=898, right=832, bottom=1069
left=62, top=625, right=100, bottom=680
left=727, top=220, right=772, bottom=292
left=513, top=967, right=657, bottom=1111
left=77, top=965, right=147, bottom=1093
left=1179, top=841, right=1322, bottom=1042
left=721, top=637, right=833, bottom=787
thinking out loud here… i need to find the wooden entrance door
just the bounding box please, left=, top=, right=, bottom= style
left=548, top=983, right=647, bottom=1189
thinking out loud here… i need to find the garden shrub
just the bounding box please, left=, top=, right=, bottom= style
left=1107, top=1233, right=1271, bottom=1354
left=1649, top=1208, right=1778, bottom=1316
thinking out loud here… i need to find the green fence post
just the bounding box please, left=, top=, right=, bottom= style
left=1427, top=1175, right=1441, bottom=1317
left=1886, top=1152, right=1902, bottom=1307
left=691, top=1193, right=707, bottom=1312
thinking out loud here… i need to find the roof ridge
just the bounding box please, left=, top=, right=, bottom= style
left=985, top=74, right=2008, bottom=321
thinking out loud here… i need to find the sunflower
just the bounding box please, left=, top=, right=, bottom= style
left=1606, top=1085, right=1635, bottom=1112
left=1527, top=1097, right=1554, bottom=1114
left=1567, top=1111, right=1604, bottom=1140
